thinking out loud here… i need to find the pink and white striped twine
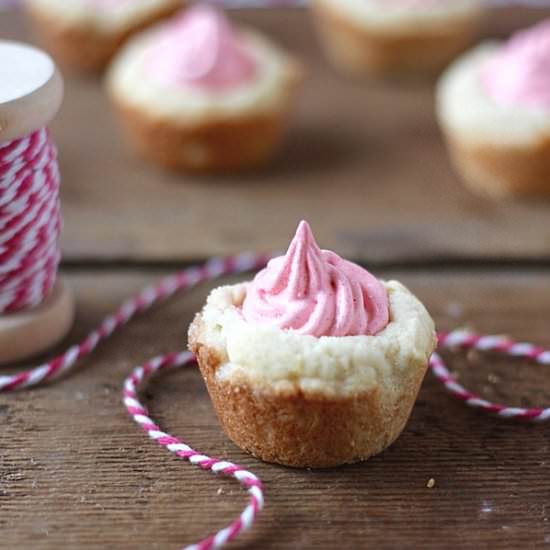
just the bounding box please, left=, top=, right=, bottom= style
left=1, top=132, right=550, bottom=548
left=0, top=128, right=61, bottom=314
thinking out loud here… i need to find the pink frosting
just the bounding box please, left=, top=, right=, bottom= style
left=481, top=19, right=550, bottom=111
left=147, top=5, right=257, bottom=91
left=241, top=221, right=390, bottom=338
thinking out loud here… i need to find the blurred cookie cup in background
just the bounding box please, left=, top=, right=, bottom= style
left=23, top=0, right=182, bottom=72
left=437, top=19, right=550, bottom=199
left=310, top=0, right=485, bottom=78
left=106, top=5, right=303, bottom=174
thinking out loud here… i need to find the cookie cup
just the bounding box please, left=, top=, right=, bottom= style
left=310, top=0, right=484, bottom=78
left=437, top=44, right=550, bottom=198
left=189, top=281, right=436, bottom=468
left=107, top=25, right=303, bottom=173
left=23, top=0, right=181, bottom=72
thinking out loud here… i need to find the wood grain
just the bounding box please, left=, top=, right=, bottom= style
left=1, top=268, right=550, bottom=549
left=2, top=6, right=550, bottom=548
left=2, top=8, right=550, bottom=263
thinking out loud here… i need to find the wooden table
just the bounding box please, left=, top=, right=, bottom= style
left=2, top=6, right=550, bottom=550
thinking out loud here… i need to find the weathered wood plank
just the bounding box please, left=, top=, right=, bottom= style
left=1, top=268, right=549, bottom=549
left=2, top=8, right=550, bottom=263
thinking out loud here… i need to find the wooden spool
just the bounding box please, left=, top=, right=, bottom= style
left=0, top=40, right=74, bottom=364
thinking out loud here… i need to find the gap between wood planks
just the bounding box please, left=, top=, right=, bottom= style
left=59, top=256, right=550, bottom=274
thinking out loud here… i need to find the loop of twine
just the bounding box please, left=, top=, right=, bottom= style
left=123, top=351, right=264, bottom=550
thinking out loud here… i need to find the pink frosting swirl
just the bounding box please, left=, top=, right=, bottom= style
left=241, top=221, right=389, bottom=338
left=147, top=5, right=256, bottom=91
left=481, top=19, right=550, bottom=111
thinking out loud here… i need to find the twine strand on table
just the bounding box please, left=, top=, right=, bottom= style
left=1, top=253, right=269, bottom=550
left=434, top=330, right=550, bottom=421
left=1, top=252, right=549, bottom=547
left=0, top=253, right=269, bottom=392
left=123, top=350, right=264, bottom=550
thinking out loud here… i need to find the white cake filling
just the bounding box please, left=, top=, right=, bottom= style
left=437, top=43, right=550, bottom=146
left=107, top=23, right=300, bottom=125
left=313, top=0, right=483, bottom=33
left=24, top=0, right=179, bottom=33
left=196, top=281, right=436, bottom=397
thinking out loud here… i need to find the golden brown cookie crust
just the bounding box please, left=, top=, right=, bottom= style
left=189, top=313, right=430, bottom=468
left=111, top=97, right=293, bottom=173
left=444, top=133, right=550, bottom=198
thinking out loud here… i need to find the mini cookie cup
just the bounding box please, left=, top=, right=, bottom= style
left=188, top=282, right=436, bottom=468
left=106, top=22, right=303, bottom=173
left=437, top=45, right=550, bottom=198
